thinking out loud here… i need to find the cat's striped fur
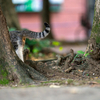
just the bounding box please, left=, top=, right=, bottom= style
left=9, top=23, right=50, bottom=62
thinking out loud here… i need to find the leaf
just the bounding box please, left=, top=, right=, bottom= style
left=32, top=47, right=40, bottom=53
left=77, top=50, right=84, bottom=54
left=59, top=46, right=63, bottom=51
left=90, top=50, right=93, bottom=52
left=52, top=41, right=61, bottom=46
left=85, top=53, right=89, bottom=57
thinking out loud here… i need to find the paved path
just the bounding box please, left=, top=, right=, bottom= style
left=0, top=87, right=100, bottom=100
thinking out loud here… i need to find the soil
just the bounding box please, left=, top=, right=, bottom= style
left=23, top=38, right=100, bottom=86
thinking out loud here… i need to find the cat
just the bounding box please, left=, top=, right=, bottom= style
left=9, top=23, right=50, bottom=62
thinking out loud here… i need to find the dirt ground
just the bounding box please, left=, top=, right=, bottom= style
left=23, top=38, right=100, bottom=87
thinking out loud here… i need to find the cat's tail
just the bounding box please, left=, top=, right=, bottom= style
left=22, top=23, right=50, bottom=39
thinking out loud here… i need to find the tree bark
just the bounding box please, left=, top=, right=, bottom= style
left=0, top=0, right=21, bottom=30
left=84, top=0, right=99, bottom=55
left=41, top=0, right=53, bottom=39
left=91, top=0, right=100, bottom=43
left=0, top=7, right=46, bottom=85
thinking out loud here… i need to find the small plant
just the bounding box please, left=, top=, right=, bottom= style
left=77, top=50, right=84, bottom=55
left=72, top=51, right=83, bottom=62
left=84, top=53, right=89, bottom=57
left=25, top=39, right=62, bottom=55
left=77, top=50, right=91, bottom=57
left=72, top=50, right=92, bottom=63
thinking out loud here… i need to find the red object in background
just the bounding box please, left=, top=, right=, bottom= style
left=17, top=0, right=87, bottom=42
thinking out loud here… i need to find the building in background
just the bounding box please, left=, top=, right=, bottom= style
left=12, top=0, right=88, bottom=42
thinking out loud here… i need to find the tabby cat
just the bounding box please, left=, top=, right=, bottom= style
left=9, top=23, right=50, bottom=62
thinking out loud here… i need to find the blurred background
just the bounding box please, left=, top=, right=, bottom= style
left=4, top=0, right=96, bottom=60
left=12, top=0, right=95, bottom=41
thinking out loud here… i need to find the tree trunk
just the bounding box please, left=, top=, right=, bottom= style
left=91, top=0, right=100, bottom=43
left=41, top=0, right=53, bottom=39
left=0, top=0, right=21, bottom=30
left=84, top=0, right=99, bottom=55
left=0, top=7, right=46, bottom=85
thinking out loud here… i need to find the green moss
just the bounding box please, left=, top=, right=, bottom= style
left=41, top=80, right=65, bottom=85
left=67, top=79, right=73, bottom=84
left=0, top=65, right=9, bottom=85
left=96, top=80, right=100, bottom=83
left=91, top=8, right=100, bottom=43
left=0, top=78, right=9, bottom=85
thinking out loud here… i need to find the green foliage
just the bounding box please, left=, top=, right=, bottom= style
left=25, top=39, right=53, bottom=57
left=25, top=39, right=37, bottom=46
left=26, top=39, right=51, bottom=53
left=52, top=41, right=61, bottom=46
left=72, top=50, right=91, bottom=63
left=77, top=50, right=84, bottom=55
left=32, top=47, right=41, bottom=53
left=59, top=46, right=63, bottom=51
left=26, top=39, right=51, bottom=48
left=84, top=53, right=89, bottom=57
left=77, top=50, right=90, bottom=57
left=25, top=39, right=63, bottom=58
left=9, top=27, right=16, bottom=31
left=73, top=50, right=83, bottom=62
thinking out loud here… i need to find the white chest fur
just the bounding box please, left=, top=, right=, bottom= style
left=15, top=40, right=24, bottom=62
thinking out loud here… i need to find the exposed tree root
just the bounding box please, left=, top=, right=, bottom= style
left=18, top=60, right=47, bottom=82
